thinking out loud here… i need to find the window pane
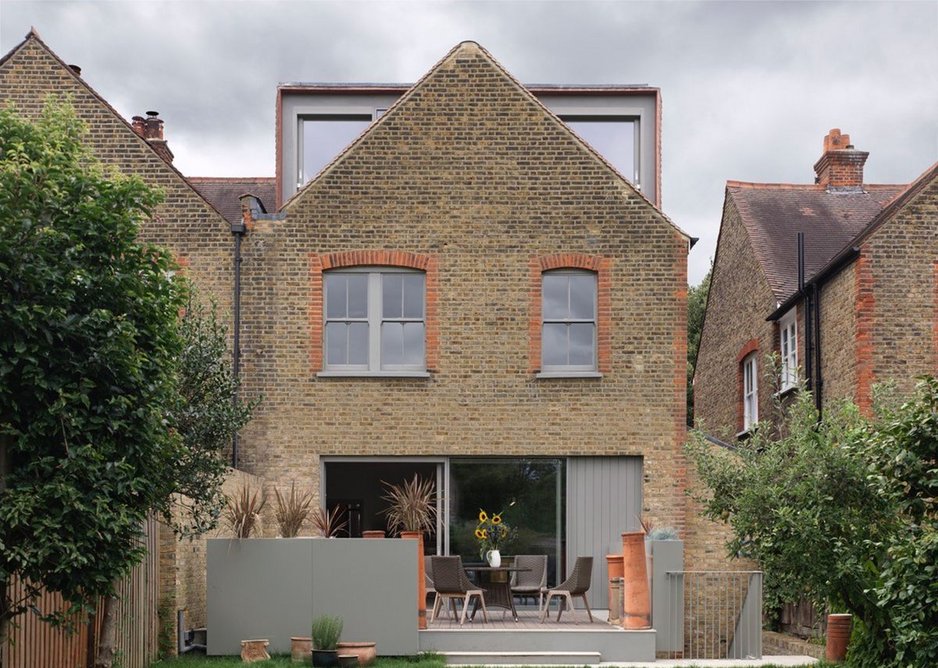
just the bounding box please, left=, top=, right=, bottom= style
left=542, top=323, right=567, bottom=366
left=347, top=274, right=368, bottom=319
left=325, top=322, right=347, bottom=365
left=543, top=274, right=568, bottom=320
left=348, top=322, right=369, bottom=365
left=569, top=323, right=595, bottom=366
left=402, top=322, right=425, bottom=365
left=381, top=322, right=404, bottom=366
left=325, top=275, right=347, bottom=319
left=302, top=117, right=371, bottom=184
left=403, top=273, right=425, bottom=319
left=382, top=274, right=403, bottom=319
left=565, top=118, right=636, bottom=182
left=569, top=274, right=596, bottom=320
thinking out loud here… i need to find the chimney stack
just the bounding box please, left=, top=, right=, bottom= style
left=131, top=111, right=174, bottom=164
left=813, top=128, right=868, bottom=190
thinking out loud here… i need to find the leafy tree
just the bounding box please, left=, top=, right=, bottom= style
left=686, top=377, right=938, bottom=667
left=686, top=268, right=710, bottom=424
left=0, top=101, right=254, bottom=667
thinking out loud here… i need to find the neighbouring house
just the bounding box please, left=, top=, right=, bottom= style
left=236, top=41, right=692, bottom=609
left=695, top=128, right=936, bottom=440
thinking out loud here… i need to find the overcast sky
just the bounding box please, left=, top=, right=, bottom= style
left=2, top=0, right=936, bottom=284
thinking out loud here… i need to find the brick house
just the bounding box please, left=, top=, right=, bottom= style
left=227, top=40, right=695, bottom=607
left=695, top=128, right=937, bottom=438
left=1, top=31, right=698, bottom=620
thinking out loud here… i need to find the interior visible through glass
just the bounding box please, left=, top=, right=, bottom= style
left=301, top=116, right=372, bottom=185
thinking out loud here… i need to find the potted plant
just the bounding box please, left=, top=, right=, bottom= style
left=275, top=481, right=313, bottom=537
left=225, top=482, right=267, bottom=538
left=381, top=474, right=437, bottom=629
left=310, top=503, right=348, bottom=538
left=311, top=615, right=343, bottom=667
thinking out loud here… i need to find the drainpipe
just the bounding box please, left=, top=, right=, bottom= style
left=230, top=213, right=247, bottom=469
left=798, top=233, right=814, bottom=394
left=813, top=282, right=823, bottom=418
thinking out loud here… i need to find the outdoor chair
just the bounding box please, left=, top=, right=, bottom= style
left=539, top=556, right=594, bottom=623
left=424, top=555, right=436, bottom=605
left=510, top=554, right=548, bottom=611
left=430, top=556, right=489, bottom=625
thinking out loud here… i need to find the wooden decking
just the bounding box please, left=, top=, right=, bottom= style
left=427, top=606, right=615, bottom=630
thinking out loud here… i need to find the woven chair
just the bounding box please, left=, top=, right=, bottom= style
left=510, top=554, right=548, bottom=611
left=430, top=556, right=488, bottom=625
left=424, top=555, right=436, bottom=605
left=539, top=556, right=594, bottom=623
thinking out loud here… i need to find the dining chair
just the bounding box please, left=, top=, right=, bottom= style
left=539, top=556, right=594, bottom=623
left=510, top=554, right=548, bottom=611
left=430, top=556, right=489, bottom=625
left=424, top=555, right=436, bottom=606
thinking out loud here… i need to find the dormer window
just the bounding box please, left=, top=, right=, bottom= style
left=299, top=115, right=373, bottom=187
left=563, top=116, right=639, bottom=188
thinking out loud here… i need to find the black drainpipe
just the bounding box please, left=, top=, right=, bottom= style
left=231, top=216, right=246, bottom=469
left=813, top=281, right=823, bottom=418
left=798, top=233, right=814, bottom=395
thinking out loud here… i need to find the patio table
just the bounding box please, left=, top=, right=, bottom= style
left=463, top=565, right=530, bottom=622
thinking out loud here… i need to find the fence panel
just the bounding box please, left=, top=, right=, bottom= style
left=3, top=515, right=160, bottom=668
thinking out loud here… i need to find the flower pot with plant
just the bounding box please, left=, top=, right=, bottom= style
left=311, top=503, right=348, bottom=538
left=226, top=483, right=267, bottom=538
left=474, top=509, right=512, bottom=566
left=275, top=481, right=313, bottom=538
left=311, top=615, right=343, bottom=667
left=380, top=474, right=437, bottom=630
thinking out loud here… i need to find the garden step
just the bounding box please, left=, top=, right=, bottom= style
left=440, top=650, right=602, bottom=665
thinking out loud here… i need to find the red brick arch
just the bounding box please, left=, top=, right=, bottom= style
left=309, top=250, right=439, bottom=372
left=528, top=253, right=613, bottom=374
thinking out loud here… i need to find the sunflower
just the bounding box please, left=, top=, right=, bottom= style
left=474, top=528, right=485, bottom=540
left=491, top=513, right=502, bottom=525
left=478, top=510, right=488, bottom=522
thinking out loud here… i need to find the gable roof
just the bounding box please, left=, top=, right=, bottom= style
left=727, top=181, right=905, bottom=302
left=282, top=41, right=689, bottom=242
left=189, top=177, right=276, bottom=227
left=0, top=29, right=230, bottom=226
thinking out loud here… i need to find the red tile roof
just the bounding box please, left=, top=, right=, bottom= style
left=727, top=182, right=906, bottom=301
left=188, top=177, right=276, bottom=226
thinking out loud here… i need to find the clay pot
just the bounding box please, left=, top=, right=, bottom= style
left=825, top=613, right=853, bottom=663
left=401, top=531, right=427, bottom=629
left=362, top=530, right=385, bottom=539
left=336, top=641, right=377, bottom=667
left=291, top=637, right=312, bottom=663
left=241, top=638, right=271, bottom=663
left=606, top=555, right=624, bottom=622
left=621, top=531, right=651, bottom=629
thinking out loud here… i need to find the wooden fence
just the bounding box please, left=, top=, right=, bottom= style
left=2, top=515, right=160, bottom=668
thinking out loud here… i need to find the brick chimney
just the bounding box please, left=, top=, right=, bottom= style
left=131, top=110, right=174, bottom=164
left=813, top=128, right=868, bottom=190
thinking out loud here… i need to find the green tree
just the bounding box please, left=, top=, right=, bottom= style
left=686, top=268, right=710, bottom=424
left=686, top=378, right=938, bottom=667
left=0, top=101, right=254, bottom=667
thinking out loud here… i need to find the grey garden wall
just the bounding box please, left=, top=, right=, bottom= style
left=651, top=539, right=684, bottom=653
left=207, top=538, right=418, bottom=656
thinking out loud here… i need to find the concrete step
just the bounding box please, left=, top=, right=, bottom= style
left=440, top=650, right=602, bottom=665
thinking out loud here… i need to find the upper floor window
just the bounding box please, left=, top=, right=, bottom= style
left=542, top=270, right=597, bottom=372
left=742, top=353, right=758, bottom=430
left=779, top=310, right=798, bottom=391
left=299, top=114, right=374, bottom=187
left=324, top=268, right=425, bottom=373
left=563, top=116, right=639, bottom=188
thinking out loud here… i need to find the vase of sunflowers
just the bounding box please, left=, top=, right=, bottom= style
left=475, top=509, right=511, bottom=566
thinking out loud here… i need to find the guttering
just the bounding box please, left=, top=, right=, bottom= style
left=230, top=215, right=246, bottom=469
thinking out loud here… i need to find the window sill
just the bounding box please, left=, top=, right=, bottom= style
left=535, top=371, right=603, bottom=379
left=774, top=385, right=798, bottom=399
left=735, top=429, right=753, bottom=441
left=316, top=371, right=431, bottom=379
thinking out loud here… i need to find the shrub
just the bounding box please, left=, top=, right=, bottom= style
left=311, top=615, right=343, bottom=651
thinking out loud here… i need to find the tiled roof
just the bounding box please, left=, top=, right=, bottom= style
left=727, top=182, right=906, bottom=301
left=188, top=177, right=277, bottom=226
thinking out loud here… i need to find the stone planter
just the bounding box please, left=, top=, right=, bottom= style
left=606, top=554, right=624, bottom=623
left=291, top=636, right=312, bottom=662
left=336, top=641, right=377, bottom=666
left=825, top=613, right=853, bottom=663
left=241, top=638, right=271, bottom=662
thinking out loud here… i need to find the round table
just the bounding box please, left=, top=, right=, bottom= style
left=462, top=565, right=531, bottom=622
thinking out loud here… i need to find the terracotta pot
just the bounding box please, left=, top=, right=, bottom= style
left=241, top=638, right=271, bottom=663
left=401, top=531, right=427, bottom=629
left=621, top=531, right=651, bottom=629
left=362, top=530, right=385, bottom=539
left=291, top=637, right=312, bottom=663
left=606, top=555, right=624, bottom=622
left=336, top=641, right=377, bottom=667
left=826, top=613, right=853, bottom=663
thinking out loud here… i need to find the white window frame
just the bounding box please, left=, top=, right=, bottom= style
left=779, top=309, right=798, bottom=392
left=540, top=269, right=598, bottom=375
left=742, top=353, right=758, bottom=431
left=320, top=267, right=427, bottom=377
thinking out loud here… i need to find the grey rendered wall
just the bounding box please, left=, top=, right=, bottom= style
left=207, top=538, right=418, bottom=656
left=651, top=539, right=684, bottom=653
left=565, top=456, right=643, bottom=609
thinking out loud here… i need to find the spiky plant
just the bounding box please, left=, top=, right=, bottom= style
left=225, top=483, right=267, bottom=538
left=274, top=481, right=313, bottom=537
left=310, top=504, right=348, bottom=538
left=380, top=474, right=438, bottom=535
left=311, top=615, right=343, bottom=650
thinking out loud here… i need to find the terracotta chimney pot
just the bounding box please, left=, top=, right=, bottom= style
left=814, top=128, right=868, bottom=189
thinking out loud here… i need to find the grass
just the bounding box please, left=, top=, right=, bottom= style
left=153, top=655, right=828, bottom=667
